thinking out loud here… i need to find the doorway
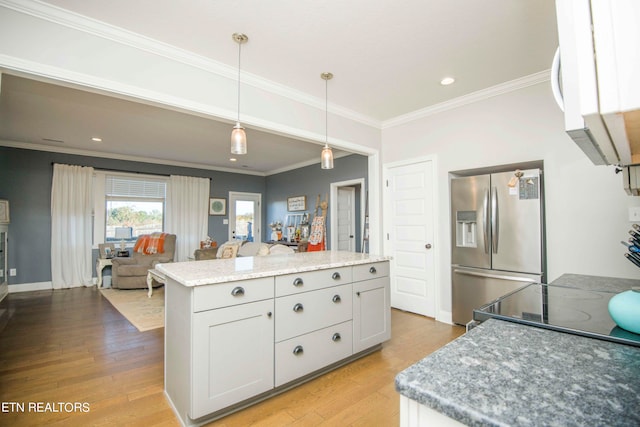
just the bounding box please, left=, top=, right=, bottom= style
left=330, top=178, right=365, bottom=252
left=228, top=192, right=262, bottom=243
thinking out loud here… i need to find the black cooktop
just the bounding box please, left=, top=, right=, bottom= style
left=473, top=283, right=640, bottom=347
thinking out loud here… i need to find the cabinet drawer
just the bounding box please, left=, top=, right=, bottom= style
left=275, top=320, right=353, bottom=387
left=193, top=277, right=274, bottom=312
left=275, top=284, right=352, bottom=342
left=275, top=267, right=352, bottom=297
left=353, top=261, right=389, bottom=282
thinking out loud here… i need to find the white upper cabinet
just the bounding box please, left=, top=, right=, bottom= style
left=555, top=0, right=640, bottom=165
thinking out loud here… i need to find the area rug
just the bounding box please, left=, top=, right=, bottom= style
left=100, top=288, right=164, bottom=332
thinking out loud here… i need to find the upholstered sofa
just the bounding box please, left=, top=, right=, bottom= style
left=194, top=241, right=294, bottom=260
left=111, top=233, right=176, bottom=289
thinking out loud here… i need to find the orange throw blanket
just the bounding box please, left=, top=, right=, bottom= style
left=307, top=216, right=325, bottom=252
left=134, top=232, right=168, bottom=255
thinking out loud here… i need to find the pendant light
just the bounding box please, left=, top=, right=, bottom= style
left=320, top=72, right=334, bottom=169
left=231, top=33, right=248, bottom=155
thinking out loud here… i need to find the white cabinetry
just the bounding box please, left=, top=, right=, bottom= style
left=192, top=299, right=274, bottom=418
left=164, top=259, right=390, bottom=426
left=274, top=266, right=354, bottom=387
left=165, top=276, right=275, bottom=424
left=555, top=0, right=640, bottom=165
left=353, top=262, right=391, bottom=353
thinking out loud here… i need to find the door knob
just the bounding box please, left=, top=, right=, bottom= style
left=425, top=244, right=432, bottom=249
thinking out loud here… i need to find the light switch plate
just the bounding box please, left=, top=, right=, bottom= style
left=629, top=207, right=640, bottom=222
left=9, top=268, right=16, bottom=276
left=223, top=219, right=229, bottom=225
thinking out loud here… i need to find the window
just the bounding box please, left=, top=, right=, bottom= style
left=94, top=173, right=167, bottom=246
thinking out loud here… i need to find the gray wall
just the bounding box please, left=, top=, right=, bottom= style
left=0, top=146, right=264, bottom=286
left=0, top=147, right=368, bottom=286
left=265, top=154, right=368, bottom=250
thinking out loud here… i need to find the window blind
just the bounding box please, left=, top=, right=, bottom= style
left=105, top=176, right=166, bottom=199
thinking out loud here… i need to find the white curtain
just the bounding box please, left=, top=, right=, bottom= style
left=51, top=164, right=94, bottom=289
left=166, top=175, right=210, bottom=262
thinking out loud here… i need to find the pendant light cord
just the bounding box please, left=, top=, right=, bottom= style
left=325, top=77, right=328, bottom=147
left=237, top=42, right=242, bottom=123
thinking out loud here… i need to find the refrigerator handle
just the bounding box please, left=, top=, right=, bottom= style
left=491, top=186, right=498, bottom=253
left=453, top=268, right=538, bottom=284
left=483, top=189, right=490, bottom=254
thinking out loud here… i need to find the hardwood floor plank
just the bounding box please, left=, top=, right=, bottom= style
left=0, top=287, right=464, bottom=426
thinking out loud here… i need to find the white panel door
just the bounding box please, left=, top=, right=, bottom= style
left=385, top=160, right=435, bottom=317
left=337, top=187, right=356, bottom=251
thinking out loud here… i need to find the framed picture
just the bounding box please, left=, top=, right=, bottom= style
left=287, top=195, right=307, bottom=212
left=99, top=243, right=115, bottom=259
left=0, top=200, right=9, bottom=223
left=209, top=197, right=226, bottom=215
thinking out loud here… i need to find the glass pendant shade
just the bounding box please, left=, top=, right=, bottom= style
left=321, top=144, right=334, bottom=169
left=231, top=122, right=247, bottom=155
left=231, top=33, right=248, bottom=155
left=320, top=72, right=334, bottom=169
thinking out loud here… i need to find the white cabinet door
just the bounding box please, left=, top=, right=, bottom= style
left=191, top=299, right=274, bottom=418
left=353, top=277, right=391, bottom=353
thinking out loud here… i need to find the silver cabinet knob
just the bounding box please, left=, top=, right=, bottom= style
left=332, top=272, right=341, bottom=280
left=293, top=303, right=304, bottom=312
left=231, top=286, right=245, bottom=296
left=267, top=312, right=272, bottom=318
left=369, top=266, right=377, bottom=274
left=293, top=345, right=304, bottom=356
left=332, top=295, right=341, bottom=303
left=293, top=278, right=304, bottom=287
left=332, top=333, right=341, bottom=342
left=425, top=243, right=432, bottom=249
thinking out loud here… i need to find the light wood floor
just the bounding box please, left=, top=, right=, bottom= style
left=0, top=287, right=464, bottom=426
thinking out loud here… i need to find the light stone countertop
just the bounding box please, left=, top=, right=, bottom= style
left=156, top=250, right=390, bottom=286
left=395, top=318, right=640, bottom=427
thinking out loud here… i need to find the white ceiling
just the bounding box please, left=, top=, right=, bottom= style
left=0, top=0, right=559, bottom=174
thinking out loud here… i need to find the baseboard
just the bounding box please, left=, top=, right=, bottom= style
left=436, top=310, right=453, bottom=325
left=8, top=281, right=53, bottom=293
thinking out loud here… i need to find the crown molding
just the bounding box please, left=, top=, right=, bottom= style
left=382, top=70, right=551, bottom=129
left=0, top=0, right=379, bottom=128
left=2, top=0, right=552, bottom=134
left=0, top=139, right=267, bottom=176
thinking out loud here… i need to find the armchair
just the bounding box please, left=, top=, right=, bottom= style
left=111, top=233, right=176, bottom=289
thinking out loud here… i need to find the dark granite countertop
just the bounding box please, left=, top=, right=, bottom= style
left=550, top=273, right=640, bottom=293
left=395, top=318, right=640, bottom=427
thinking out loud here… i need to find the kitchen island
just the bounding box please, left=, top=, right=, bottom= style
left=395, top=274, right=640, bottom=426
left=157, top=251, right=391, bottom=426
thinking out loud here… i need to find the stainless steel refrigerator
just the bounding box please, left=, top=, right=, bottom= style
left=451, top=168, right=545, bottom=325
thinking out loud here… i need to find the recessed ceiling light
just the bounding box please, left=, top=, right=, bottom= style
left=230, top=158, right=237, bottom=162
left=440, top=77, right=455, bottom=86
left=91, top=137, right=102, bottom=142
